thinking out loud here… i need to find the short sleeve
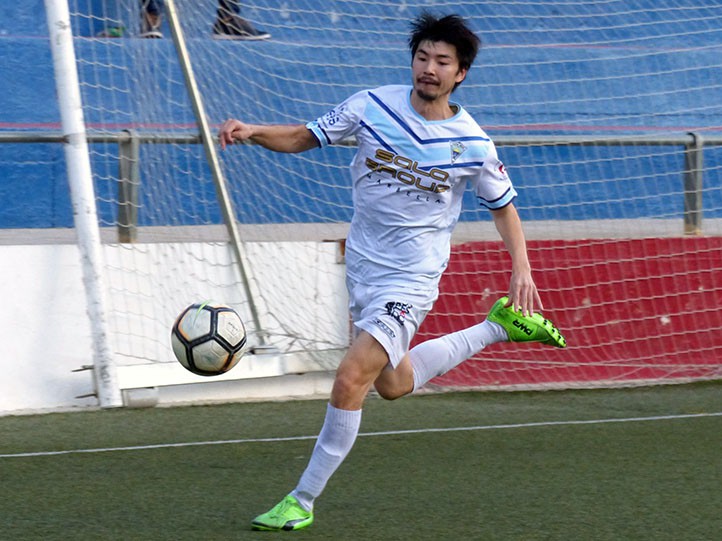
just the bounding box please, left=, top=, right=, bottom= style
left=306, top=90, right=368, bottom=147
left=472, top=144, right=518, bottom=209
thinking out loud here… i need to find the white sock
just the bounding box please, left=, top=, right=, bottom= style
left=411, top=320, right=508, bottom=391
left=290, top=403, right=362, bottom=511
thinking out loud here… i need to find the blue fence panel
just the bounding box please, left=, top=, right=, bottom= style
left=2, top=1, right=721, bottom=228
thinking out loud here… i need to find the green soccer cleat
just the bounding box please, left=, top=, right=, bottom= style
left=487, top=296, right=567, bottom=348
left=251, top=495, right=314, bottom=532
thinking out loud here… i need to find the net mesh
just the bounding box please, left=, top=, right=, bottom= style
left=66, top=0, right=722, bottom=387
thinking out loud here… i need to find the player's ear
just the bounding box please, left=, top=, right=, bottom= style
left=455, top=68, right=468, bottom=85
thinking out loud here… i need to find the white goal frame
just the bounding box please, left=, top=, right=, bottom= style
left=45, top=0, right=122, bottom=408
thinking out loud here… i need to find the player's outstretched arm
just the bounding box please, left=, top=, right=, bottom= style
left=490, top=203, right=543, bottom=316
left=218, top=119, right=318, bottom=153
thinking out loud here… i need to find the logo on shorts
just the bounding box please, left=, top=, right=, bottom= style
left=385, top=301, right=412, bottom=326
left=372, top=317, right=396, bottom=338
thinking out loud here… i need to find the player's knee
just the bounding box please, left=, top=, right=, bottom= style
left=375, top=384, right=406, bottom=401
left=374, top=376, right=412, bottom=401
left=374, top=360, right=413, bottom=400
left=332, top=363, right=371, bottom=400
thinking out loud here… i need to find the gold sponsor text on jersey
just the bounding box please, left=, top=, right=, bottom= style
left=365, top=149, right=451, bottom=193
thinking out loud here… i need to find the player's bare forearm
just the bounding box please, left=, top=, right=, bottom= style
left=218, top=120, right=318, bottom=153
left=490, top=203, right=543, bottom=315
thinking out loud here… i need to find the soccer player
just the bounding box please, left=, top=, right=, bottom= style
left=218, top=12, right=566, bottom=531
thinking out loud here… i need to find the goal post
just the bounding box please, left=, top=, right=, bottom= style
left=60, top=0, right=722, bottom=399
left=45, top=0, right=122, bottom=408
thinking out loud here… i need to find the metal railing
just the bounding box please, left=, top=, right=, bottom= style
left=492, top=132, right=713, bottom=236
left=1, top=130, right=199, bottom=242
left=1, top=130, right=719, bottom=238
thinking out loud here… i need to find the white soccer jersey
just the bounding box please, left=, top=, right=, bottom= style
left=306, top=84, right=516, bottom=291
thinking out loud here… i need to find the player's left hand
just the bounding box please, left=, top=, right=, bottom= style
left=505, top=269, right=543, bottom=316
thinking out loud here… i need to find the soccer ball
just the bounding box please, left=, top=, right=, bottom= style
left=170, top=301, right=247, bottom=376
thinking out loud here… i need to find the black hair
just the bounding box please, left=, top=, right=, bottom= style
left=409, top=12, right=481, bottom=74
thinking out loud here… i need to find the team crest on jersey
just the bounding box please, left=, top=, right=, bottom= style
left=450, top=141, right=467, bottom=164
left=385, top=301, right=412, bottom=326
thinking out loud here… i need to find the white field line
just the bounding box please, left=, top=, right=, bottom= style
left=1, top=411, right=720, bottom=459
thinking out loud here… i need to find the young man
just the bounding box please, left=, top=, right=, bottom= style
left=218, top=12, right=566, bottom=532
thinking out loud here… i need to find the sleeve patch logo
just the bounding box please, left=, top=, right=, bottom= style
left=323, top=105, right=346, bottom=126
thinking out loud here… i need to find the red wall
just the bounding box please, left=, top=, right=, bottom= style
left=416, top=237, right=722, bottom=388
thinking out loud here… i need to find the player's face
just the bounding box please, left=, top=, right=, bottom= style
left=412, top=40, right=467, bottom=102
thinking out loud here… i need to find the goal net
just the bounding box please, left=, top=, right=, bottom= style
left=67, top=0, right=722, bottom=393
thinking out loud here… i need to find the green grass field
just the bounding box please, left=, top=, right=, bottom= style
left=1, top=382, right=720, bottom=540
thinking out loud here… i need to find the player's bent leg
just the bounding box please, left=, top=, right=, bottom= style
left=487, top=296, right=567, bottom=348
left=331, top=331, right=392, bottom=409
left=373, top=354, right=414, bottom=400
left=251, top=495, right=314, bottom=531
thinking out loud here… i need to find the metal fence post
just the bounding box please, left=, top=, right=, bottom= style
left=683, top=132, right=704, bottom=236
left=118, top=129, right=140, bottom=243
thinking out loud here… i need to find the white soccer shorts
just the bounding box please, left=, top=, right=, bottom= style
left=346, top=278, right=438, bottom=368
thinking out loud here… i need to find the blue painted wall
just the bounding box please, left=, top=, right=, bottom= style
left=2, top=1, right=721, bottom=228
